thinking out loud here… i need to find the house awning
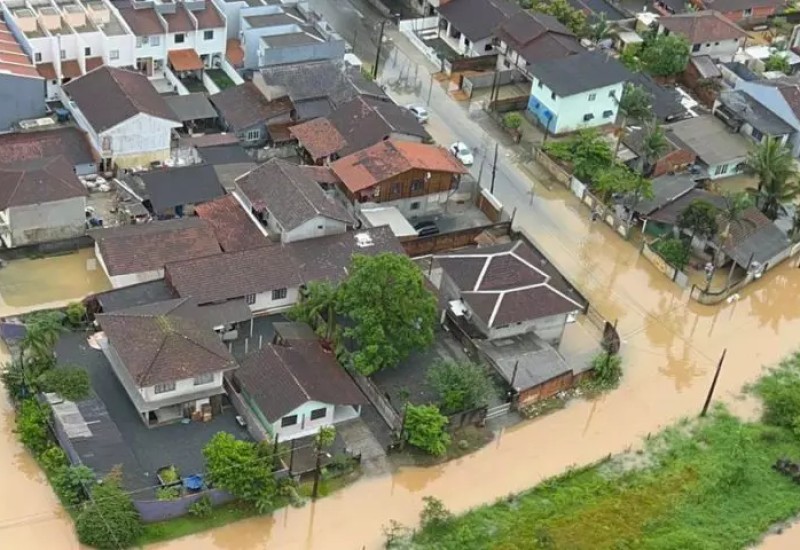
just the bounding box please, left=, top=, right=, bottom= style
left=37, top=62, right=56, bottom=80
left=168, top=49, right=204, bottom=72
left=197, top=298, right=252, bottom=328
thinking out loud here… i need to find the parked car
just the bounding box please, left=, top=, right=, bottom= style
left=450, top=142, right=474, bottom=166
left=414, top=220, right=439, bottom=237
left=406, top=104, right=429, bottom=124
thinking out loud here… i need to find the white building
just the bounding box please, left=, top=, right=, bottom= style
left=97, top=299, right=239, bottom=427
left=658, top=11, right=747, bottom=64
left=527, top=50, right=632, bottom=135
left=666, top=115, right=753, bottom=180
left=435, top=0, right=521, bottom=58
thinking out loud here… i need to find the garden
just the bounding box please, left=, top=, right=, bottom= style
left=385, top=352, right=800, bottom=549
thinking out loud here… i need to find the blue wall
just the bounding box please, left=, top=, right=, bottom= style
left=527, top=93, right=556, bottom=132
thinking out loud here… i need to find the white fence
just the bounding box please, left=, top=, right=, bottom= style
left=164, top=67, right=189, bottom=96
left=202, top=71, right=221, bottom=95
left=399, top=17, right=442, bottom=68
left=220, top=59, right=244, bottom=86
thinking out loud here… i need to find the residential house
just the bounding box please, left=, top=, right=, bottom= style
left=687, top=0, right=784, bottom=24
left=210, top=79, right=294, bottom=147
left=714, top=89, right=795, bottom=147
left=331, top=140, right=467, bottom=217
left=735, top=78, right=800, bottom=157
left=164, top=93, right=219, bottom=133
left=164, top=226, right=404, bottom=315
left=567, top=0, right=628, bottom=21
left=0, top=156, right=87, bottom=248
left=62, top=66, right=181, bottom=170
left=0, top=125, right=97, bottom=176
left=194, top=194, right=268, bottom=252
left=436, top=0, right=522, bottom=58
left=628, top=72, right=688, bottom=123
left=658, top=11, right=747, bottom=63
left=233, top=322, right=366, bottom=441
left=720, top=61, right=760, bottom=88
left=631, top=174, right=697, bottom=219
left=289, top=117, right=347, bottom=164
left=622, top=125, right=697, bottom=178
left=187, top=137, right=256, bottom=189
left=235, top=158, right=354, bottom=243
left=121, top=163, right=226, bottom=218
left=94, top=217, right=222, bottom=288
left=327, top=96, right=429, bottom=156
left=527, top=50, right=632, bottom=135
left=682, top=56, right=723, bottom=108
left=665, top=115, right=753, bottom=179
left=96, top=298, right=239, bottom=427
left=493, top=11, right=582, bottom=78
left=0, top=19, right=45, bottom=130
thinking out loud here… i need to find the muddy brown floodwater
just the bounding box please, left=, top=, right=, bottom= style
left=2, top=182, right=800, bottom=549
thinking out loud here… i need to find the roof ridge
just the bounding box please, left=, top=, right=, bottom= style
left=136, top=326, right=169, bottom=386
left=274, top=345, right=312, bottom=401
left=3, top=170, right=26, bottom=209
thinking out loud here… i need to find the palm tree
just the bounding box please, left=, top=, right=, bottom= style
left=587, top=13, right=610, bottom=44
left=21, top=311, right=64, bottom=364
left=717, top=191, right=752, bottom=241
left=638, top=121, right=669, bottom=177
left=613, top=83, right=654, bottom=160
left=750, top=177, right=800, bottom=220
left=747, top=136, right=796, bottom=193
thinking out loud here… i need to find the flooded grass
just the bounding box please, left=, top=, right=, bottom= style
left=412, top=410, right=800, bottom=549
left=391, top=425, right=495, bottom=467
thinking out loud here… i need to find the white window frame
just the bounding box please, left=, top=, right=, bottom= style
left=272, top=288, right=287, bottom=301
left=281, top=414, right=298, bottom=427
left=175, top=33, right=185, bottom=44
left=34, top=52, right=42, bottom=62
left=193, top=372, right=214, bottom=386
left=245, top=294, right=256, bottom=305
left=245, top=128, right=261, bottom=141
left=588, top=93, right=597, bottom=101
left=150, top=35, right=160, bottom=46
left=310, top=407, right=327, bottom=420
left=109, top=50, right=119, bottom=60
left=154, top=381, right=176, bottom=394
left=204, top=30, right=214, bottom=41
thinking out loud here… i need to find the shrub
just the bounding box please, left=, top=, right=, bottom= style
left=427, top=360, right=494, bottom=414
left=38, top=367, right=90, bottom=401
left=75, top=469, right=142, bottom=550
left=419, top=496, right=452, bottom=530
left=590, top=352, right=623, bottom=390
left=189, top=495, right=213, bottom=518
left=16, top=399, right=51, bottom=455
left=404, top=404, right=451, bottom=457
left=51, top=465, right=94, bottom=506
left=653, top=237, right=690, bottom=271
left=156, top=486, right=181, bottom=501
left=755, top=357, right=800, bottom=432
left=203, top=432, right=276, bottom=509
left=65, top=302, right=87, bottom=327
left=502, top=112, right=523, bottom=130
left=39, top=445, right=69, bottom=474
left=158, top=465, right=180, bottom=485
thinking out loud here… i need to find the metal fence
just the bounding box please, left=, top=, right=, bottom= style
left=349, top=370, right=402, bottom=431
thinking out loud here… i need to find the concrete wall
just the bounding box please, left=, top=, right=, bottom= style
left=690, top=38, right=741, bottom=63
left=0, top=72, right=46, bottom=131
left=101, top=113, right=180, bottom=167
left=134, top=489, right=234, bottom=523
left=379, top=190, right=451, bottom=217
left=250, top=286, right=300, bottom=314
left=140, top=372, right=224, bottom=403
left=528, top=77, right=623, bottom=134
left=283, top=216, right=348, bottom=243
left=5, top=196, right=86, bottom=248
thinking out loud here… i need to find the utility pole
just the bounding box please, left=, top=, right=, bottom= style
left=490, top=142, right=499, bottom=194
left=700, top=349, right=727, bottom=417
left=311, top=446, right=323, bottom=499
left=426, top=72, right=434, bottom=105
left=373, top=19, right=388, bottom=79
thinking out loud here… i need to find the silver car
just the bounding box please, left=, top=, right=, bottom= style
left=406, top=104, right=429, bottom=124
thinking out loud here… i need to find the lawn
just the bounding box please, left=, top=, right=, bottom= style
left=206, top=69, right=236, bottom=91
left=410, top=354, right=800, bottom=550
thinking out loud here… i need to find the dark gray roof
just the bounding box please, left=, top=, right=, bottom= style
left=494, top=12, right=581, bottom=66
left=666, top=115, right=752, bottom=165
left=723, top=62, right=759, bottom=82
left=437, top=0, right=522, bottom=41
left=629, top=73, right=688, bottom=123
left=475, top=332, right=574, bottom=391
left=567, top=0, right=628, bottom=21
left=164, top=93, right=218, bottom=122
left=197, top=143, right=252, bottom=165
left=94, top=279, right=176, bottom=313
left=717, top=90, right=795, bottom=137
left=702, top=0, right=784, bottom=12
left=634, top=174, right=697, bottom=216
left=727, top=223, right=791, bottom=267
left=236, top=158, right=353, bottom=231
left=295, top=98, right=334, bottom=120
left=531, top=50, right=632, bottom=97
left=259, top=60, right=387, bottom=105
left=134, top=164, right=225, bottom=212
left=690, top=55, right=722, bottom=80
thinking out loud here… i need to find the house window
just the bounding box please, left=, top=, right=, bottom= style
left=110, top=50, right=119, bottom=60
left=204, top=30, right=214, bottom=41
left=743, top=8, right=753, bottom=16
left=281, top=414, right=298, bottom=427
left=603, top=110, right=614, bottom=118
left=136, top=36, right=143, bottom=47
left=154, top=381, right=176, bottom=394
left=84, top=47, right=91, bottom=56
left=391, top=182, right=401, bottom=195
left=464, top=38, right=471, bottom=49
left=151, top=35, right=160, bottom=46
left=310, top=407, right=326, bottom=420
left=60, top=50, right=66, bottom=60
left=194, top=372, right=214, bottom=386
left=503, top=58, right=510, bottom=68
left=245, top=294, right=256, bottom=305
left=175, top=33, right=185, bottom=44
left=751, top=128, right=764, bottom=142
left=245, top=128, right=261, bottom=141
left=272, top=288, right=288, bottom=300
left=583, top=113, right=594, bottom=122
left=34, top=52, right=41, bottom=62
left=714, top=42, right=720, bottom=46
left=410, top=180, right=424, bottom=192
left=692, top=44, right=701, bottom=52
left=538, top=80, right=543, bottom=88
left=484, top=43, right=492, bottom=52
left=551, top=92, right=556, bottom=100
left=714, top=164, right=729, bottom=176
left=410, top=201, right=421, bottom=210
left=588, top=93, right=596, bottom=101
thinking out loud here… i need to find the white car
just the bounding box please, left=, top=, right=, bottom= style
left=450, top=142, right=474, bottom=166
left=406, top=104, right=429, bottom=124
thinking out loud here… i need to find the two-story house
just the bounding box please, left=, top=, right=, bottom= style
left=527, top=50, right=632, bottom=135
left=436, top=0, right=521, bottom=58
left=331, top=140, right=467, bottom=216
left=97, top=298, right=239, bottom=427
left=734, top=78, right=800, bottom=157
left=687, top=0, right=783, bottom=24
left=658, top=11, right=747, bottom=63
left=494, top=11, right=582, bottom=78
left=235, top=158, right=354, bottom=243
left=233, top=322, right=366, bottom=441
left=62, top=66, right=181, bottom=170
left=714, top=89, right=795, bottom=148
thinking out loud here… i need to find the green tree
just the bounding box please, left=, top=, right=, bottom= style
left=638, top=121, right=669, bottom=177
left=65, top=302, right=87, bottom=328
left=52, top=464, right=95, bottom=505
left=532, top=0, right=586, bottom=35
left=427, top=360, right=494, bottom=414
left=288, top=280, right=339, bottom=341
left=590, top=351, right=623, bottom=389
left=38, top=367, right=90, bottom=401
left=613, top=83, right=655, bottom=161
left=747, top=137, right=800, bottom=220
left=203, top=432, right=276, bottom=510
left=678, top=200, right=719, bottom=241
left=502, top=112, right=523, bottom=130
left=338, top=254, right=437, bottom=376
left=21, top=311, right=64, bottom=363
left=315, top=425, right=336, bottom=450
left=15, top=399, right=51, bottom=455
left=718, top=191, right=753, bottom=241
left=403, top=404, right=450, bottom=457
left=75, top=469, right=142, bottom=550
left=586, top=13, right=611, bottom=43
left=640, top=34, right=691, bottom=77
left=568, top=129, right=613, bottom=182
left=654, top=237, right=690, bottom=270
left=619, top=43, right=644, bottom=72
left=419, top=496, right=452, bottom=529
left=764, top=53, right=791, bottom=74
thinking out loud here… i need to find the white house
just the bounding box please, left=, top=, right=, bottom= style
left=735, top=78, right=800, bottom=157
left=97, top=299, right=239, bottom=427
left=62, top=66, right=181, bottom=170
left=234, top=322, right=366, bottom=441
left=435, top=0, right=522, bottom=58
left=93, top=218, right=222, bottom=288
left=658, top=11, right=747, bottom=63
left=235, top=158, right=354, bottom=243
left=527, top=51, right=632, bottom=135
left=666, top=115, right=753, bottom=180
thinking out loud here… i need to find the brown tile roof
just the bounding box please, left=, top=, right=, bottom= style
left=236, top=158, right=353, bottom=231
left=182, top=133, right=240, bottom=148
left=0, top=156, right=87, bottom=209
left=210, top=82, right=294, bottom=132
left=226, top=38, right=244, bottom=68
left=331, top=140, right=467, bottom=193
left=37, top=62, right=56, bottom=80
left=98, top=298, right=237, bottom=387
left=64, top=66, right=179, bottom=132
left=194, top=2, right=225, bottom=29
left=194, top=195, right=268, bottom=252
left=94, top=218, right=222, bottom=276
left=0, top=126, right=95, bottom=166
left=166, top=226, right=404, bottom=302
left=236, top=336, right=366, bottom=422
left=435, top=240, right=584, bottom=329
left=116, top=5, right=164, bottom=36
left=168, top=48, right=204, bottom=72
left=696, top=0, right=783, bottom=12
left=62, top=60, right=82, bottom=79
left=289, top=117, right=347, bottom=160
left=299, top=165, right=340, bottom=185
left=659, top=11, right=746, bottom=43
left=85, top=56, right=103, bottom=72
left=494, top=11, right=581, bottom=65
left=163, top=4, right=195, bottom=33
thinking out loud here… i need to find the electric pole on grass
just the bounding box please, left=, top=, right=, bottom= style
left=700, top=349, right=727, bottom=417
left=490, top=142, right=499, bottom=194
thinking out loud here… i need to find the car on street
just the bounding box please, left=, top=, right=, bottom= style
left=450, top=141, right=474, bottom=166
left=413, top=220, right=439, bottom=237
left=406, top=104, right=429, bottom=124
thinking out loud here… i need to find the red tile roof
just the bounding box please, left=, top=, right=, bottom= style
left=289, top=118, right=347, bottom=160
left=116, top=5, right=164, bottom=36
left=168, top=49, right=204, bottom=72
left=226, top=39, right=244, bottom=67
left=0, top=21, right=39, bottom=79
left=659, top=11, right=746, bottom=43
left=194, top=3, right=225, bottom=29
left=85, top=57, right=103, bottom=72
left=331, top=140, right=467, bottom=193
left=0, top=126, right=96, bottom=166
left=37, top=63, right=56, bottom=80
left=194, top=195, right=268, bottom=252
